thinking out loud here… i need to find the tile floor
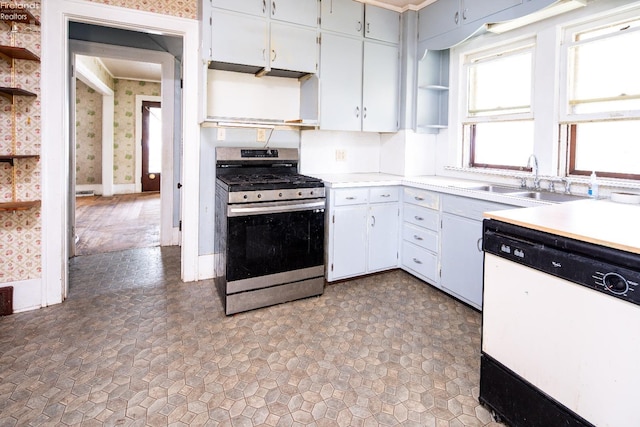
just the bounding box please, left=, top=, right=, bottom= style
left=0, top=247, right=504, bottom=426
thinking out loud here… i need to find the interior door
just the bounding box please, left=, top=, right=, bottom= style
left=141, top=101, right=161, bottom=192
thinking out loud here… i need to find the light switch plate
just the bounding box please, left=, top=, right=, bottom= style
left=217, top=128, right=226, bottom=141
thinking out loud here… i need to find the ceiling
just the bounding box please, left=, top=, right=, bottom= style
left=99, top=57, right=162, bottom=82
left=367, top=0, right=435, bottom=11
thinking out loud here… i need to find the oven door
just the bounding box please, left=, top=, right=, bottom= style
left=225, top=199, right=325, bottom=290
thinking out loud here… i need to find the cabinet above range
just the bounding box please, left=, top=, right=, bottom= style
left=205, top=0, right=319, bottom=78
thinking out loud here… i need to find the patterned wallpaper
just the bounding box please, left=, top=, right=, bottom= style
left=113, top=79, right=161, bottom=184
left=76, top=79, right=103, bottom=185
left=0, top=0, right=43, bottom=283
left=86, top=0, right=197, bottom=19
left=1, top=0, right=189, bottom=285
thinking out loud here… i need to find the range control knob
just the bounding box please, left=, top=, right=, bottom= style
left=603, top=272, right=629, bottom=295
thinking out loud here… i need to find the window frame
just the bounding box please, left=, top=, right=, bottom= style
left=461, top=37, right=537, bottom=170
left=561, top=8, right=640, bottom=180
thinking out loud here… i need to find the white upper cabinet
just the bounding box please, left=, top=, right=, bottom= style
left=209, top=0, right=319, bottom=75
left=465, top=0, right=523, bottom=24
left=418, top=0, right=522, bottom=46
left=319, top=33, right=363, bottom=131
left=320, top=34, right=398, bottom=132
left=320, top=0, right=364, bottom=37
left=211, top=9, right=268, bottom=69
left=364, top=5, right=400, bottom=44
left=362, top=41, right=399, bottom=132
left=418, top=0, right=460, bottom=42
left=270, top=0, right=318, bottom=27
left=210, top=0, right=267, bottom=17
left=270, top=22, right=318, bottom=74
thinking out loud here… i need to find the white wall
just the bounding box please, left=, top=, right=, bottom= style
left=300, top=130, right=382, bottom=175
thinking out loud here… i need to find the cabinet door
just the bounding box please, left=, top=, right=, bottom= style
left=330, top=205, right=368, bottom=280
left=320, top=0, right=364, bottom=36
left=417, top=0, right=460, bottom=41
left=319, top=33, right=362, bottom=131
left=462, top=0, right=521, bottom=24
left=211, top=0, right=267, bottom=16
left=270, top=0, right=318, bottom=27
left=211, top=9, right=268, bottom=68
left=362, top=41, right=398, bottom=132
left=364, top=5, right=400, bottom=44
left=368, top=203, right=399, bottom=272
left=270, top=22, right=318, bottom=74
left=440, top=213, right=484, bottom=308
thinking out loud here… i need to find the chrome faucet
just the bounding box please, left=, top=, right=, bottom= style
left=526, top=154, right=540, bottom=190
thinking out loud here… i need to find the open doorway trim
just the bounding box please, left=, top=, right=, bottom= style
left=41, top=1, right=201, bottom=305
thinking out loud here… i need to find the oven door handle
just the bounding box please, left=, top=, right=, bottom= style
left=228, top=200, right=326, bottom=217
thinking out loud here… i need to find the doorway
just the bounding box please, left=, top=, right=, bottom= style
left=41, top=1, right=201, bottom=307
left=142, top=101, right=162, bottom=193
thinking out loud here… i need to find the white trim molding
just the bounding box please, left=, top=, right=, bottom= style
left=42, top=0, right=201, bottom=307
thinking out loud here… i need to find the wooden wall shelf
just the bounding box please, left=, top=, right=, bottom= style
left=0, top=154, right=39, bottom=166
left=0, top=200, right=41, bottom=212
left=0, top=86, right=37, bottom=100
left=0, top=45, right=40, bottom=63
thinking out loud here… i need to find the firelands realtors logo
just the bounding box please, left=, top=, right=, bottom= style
left=0, top=2, right=39, bottom=23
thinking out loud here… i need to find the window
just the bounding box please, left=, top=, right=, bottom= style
left=463, top=40, right=535, bottom=170
left=563, top=12, right=640, bottom=179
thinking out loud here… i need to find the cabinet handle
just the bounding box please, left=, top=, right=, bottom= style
left=262, top=49, right=266, bottom=60
left=371, top=215, right=376, bottom=227
left=413, top=235, right=423, bottom=241
left=414, top=216, right=424, bottom=221
left=271, top=49, right=277, bottom=62
left=414, top=196, right=424, bottom=201
left=272, top=1, right=276, bottom=15
left=363, top=107, right=367, bottom=119
left=380, top=194, right=391, bottom=198
left=366, top=22, right=370, bottom=34
left=345, top=196, right=357, bottom=200
left=477, top=237, right=483, bottom=252
left=357, top=21, right=363, bottom=32
left=454, top=11, right=459, bottom=24
left=263, top=0, right=267, bottom=14
left=355, top=106, right=360, bottom=118
left=412, top=258, right=423, bottom=265
left=463, top=8, right=467, bottom=20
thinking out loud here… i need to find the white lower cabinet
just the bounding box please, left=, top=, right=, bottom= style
left=440, top=195, right=515, bottom=309
left=327, top=186, right=400, bottom=281
left=400, top=187, right=440, bottom=284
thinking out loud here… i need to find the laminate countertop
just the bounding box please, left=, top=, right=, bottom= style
left=484, top=199, right=640, bottom=255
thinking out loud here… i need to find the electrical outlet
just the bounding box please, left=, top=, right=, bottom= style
left=217, top=128, right=226, bottom=141
left=335, top=149, right=347, bottom=162
left=257, top=128, right=267, bottom=142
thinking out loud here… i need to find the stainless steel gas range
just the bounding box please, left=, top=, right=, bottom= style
left=214, top=147, right=326, bottom=315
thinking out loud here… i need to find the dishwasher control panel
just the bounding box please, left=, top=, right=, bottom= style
left=484, top=219, right=640, bottom=307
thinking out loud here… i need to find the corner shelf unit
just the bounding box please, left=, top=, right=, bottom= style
left=416, top=49, right=449, bottom=134
left=0, top=42, right=40, bottom=212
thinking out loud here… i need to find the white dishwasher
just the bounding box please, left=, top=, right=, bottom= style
left=480, top=219, right=640, bottom=427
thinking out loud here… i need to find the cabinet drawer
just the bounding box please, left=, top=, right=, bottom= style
left=403, top=223, right=438, bottom=252
left=403, top=204, right=439, bottom=231
left=404, top=187, right=439, bottom=209
left=370, top=186, right=399, bottom=203
left=333, top=188, right=369, bottom=206
left=442, top=195, right=514, bottom=220
left=402, top=241, right=438, bottom=283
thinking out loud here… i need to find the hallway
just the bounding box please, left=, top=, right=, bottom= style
left=75, top=193, right=160, bottom=256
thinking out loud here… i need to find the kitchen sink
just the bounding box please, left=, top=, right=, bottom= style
left=464, top=183, right=586, bottom=203
left=509, top=191, right=586, bottom=202
left=467, top=185, right=522, bottom=193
